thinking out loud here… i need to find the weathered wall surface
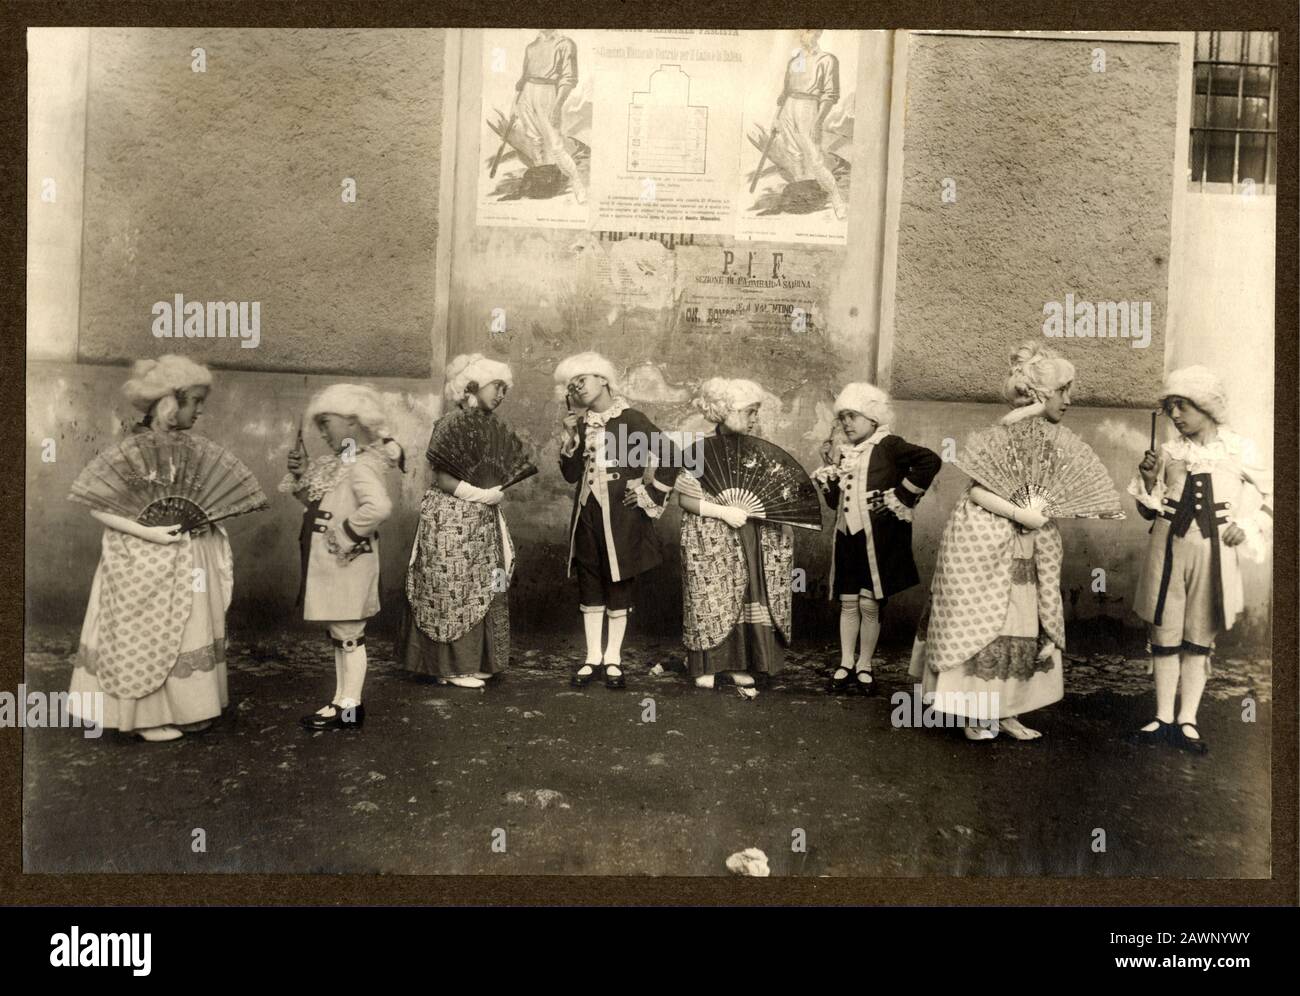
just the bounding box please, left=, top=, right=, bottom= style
left=1170, top=192, right=1275, bottom=455
left=77, top=28, right=442, bottom=376
left=440, top=30, right=894, bottom=632
left=888, top=35, right=1179, bottom=406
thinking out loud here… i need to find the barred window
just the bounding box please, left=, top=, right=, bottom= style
left=1191, top=31, right=1278, bottom=192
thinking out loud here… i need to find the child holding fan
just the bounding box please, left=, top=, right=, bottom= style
left=1128, top=365, right=1272, bottom=754
left=282, top=384, right=405, bottom=730
left=814, top=382, right=941, bottom=695
left=67, top=356, right=268, bottom=742
left=674, top=378, right=807, bottom=689
left=398, top=354, right=532, bottom=688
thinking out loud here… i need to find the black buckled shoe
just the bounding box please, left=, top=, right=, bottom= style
left=853, top=668, right=877, bottom=696
left=1170, top=722, right=1209, bottom=755
left=1127, top=719, right=1170, bottom=745
left=571, top=665, right=596, bottom=688
left=603, top=665, right=626, bottom=690
left=828, top=666, right=852, bottom=694
left=300, top=703, right=365, bottom=731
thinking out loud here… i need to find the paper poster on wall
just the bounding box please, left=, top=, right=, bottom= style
left=587, top=31, right=745, bottom=235
left=675, top=243, right=828, bottom=337
left=476, top=28, right=595, bottom=229
left=735, top=29, right=859, bottom=245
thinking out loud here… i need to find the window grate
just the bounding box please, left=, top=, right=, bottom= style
left=1191, top=31, right=1278, bottom=193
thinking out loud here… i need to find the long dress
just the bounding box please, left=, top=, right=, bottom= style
left=676, top=466, right=793, bottom=677
left=908, top=488, right=1066, bottom=720
left=396, top=412, right=515, bottom=677
left=69, top=525, right=232, bottom=731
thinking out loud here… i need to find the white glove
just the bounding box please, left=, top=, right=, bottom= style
left=454, top=481, right=504, bottom=506
left=700, top=500, right=748, bottom=528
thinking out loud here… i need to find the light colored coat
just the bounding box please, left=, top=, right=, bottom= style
left=301, top=447, right=397, bottom=622
left=1129, top=428, right=1272, bottom=634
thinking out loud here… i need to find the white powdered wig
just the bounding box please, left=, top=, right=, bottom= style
left=443, top=353, right=514, bottom=406
left=1003, top=342, right=1076, bottom=408
left=123, top=355, right=212, bottom=412
left=553, top=351, right=620, bottom=399
left=1160, top=365, right=1229, bottom=425
left=306, top=383, right=392, bottom=434
left=832, top=381, right=894, bottom=427
left=694, top=377, right=768, bottom=423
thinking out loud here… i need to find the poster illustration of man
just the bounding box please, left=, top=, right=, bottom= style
left=739, top=29, right=857, bottom=243
left=482, top=29, right=591, bottom=216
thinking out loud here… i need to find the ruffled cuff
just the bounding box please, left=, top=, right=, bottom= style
left=277, top=472, right=305, bottom=495
left=811, top=464, right=840, bottom=485
left=880, top=489, right=914, bottom=522
left=1229, top=511, right=1272, bottom=563
left=629, top=483, right=664, bottom=520
left=1125, top=475, right=1165, bottom=512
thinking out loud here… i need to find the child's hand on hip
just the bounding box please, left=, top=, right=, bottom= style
left=1222, top=524, right=1246, bottom=547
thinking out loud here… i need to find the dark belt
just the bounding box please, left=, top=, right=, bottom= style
left=524, top=75, right=560, bottom=85
left=1152, top=474, right=1227, bottom=628
left=784, top=91, right=824, bottom=101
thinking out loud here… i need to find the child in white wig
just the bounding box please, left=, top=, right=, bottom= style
left=814, top=381, right=941, bottom=695
left=68, top=356, right=232, bottom=742
left=1128, top=365, right=1272, bottom=754
left=281, top=384, right=405, bottom=730
left=675, top=377, right=794, bottom=688
left=398, top=353, right=516, bottom=688
left=556, top=351, right=680, bottom=689
left=909, top=344, right=1074, bottom=741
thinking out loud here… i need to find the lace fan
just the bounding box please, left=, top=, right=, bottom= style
left=954, top=419, right=1125, bottom=519
left=690, top=433, right=823, bottom=530
left=426, top=408, right=537, bottom=490
left=69, top=431, right=270, bottom=531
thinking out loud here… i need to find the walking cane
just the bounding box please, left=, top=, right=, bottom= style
left=489, top=93, right=521, bottom=179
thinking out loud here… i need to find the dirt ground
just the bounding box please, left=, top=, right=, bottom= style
left=21, top=626, right=1272, bottom=877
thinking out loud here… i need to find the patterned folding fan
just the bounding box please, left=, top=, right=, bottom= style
left=955, top=418, right=1125, bottom=519
left=426, top=408, right=537, bottom=490
left=69, top=431, right=270, bottom=531
left=692, top=433, right=823, bottom=530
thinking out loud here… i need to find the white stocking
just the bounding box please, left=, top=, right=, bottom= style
left=581, top=609, right=604, bottom=666
left=838, top=597, right=859, bottom=671
left=339, top=645, right=368, bottom=708
left=333, top=648, right=346, bottom=705
left=1176, top=653, right=1208, bottom=729
left=1153, top=654, right=1179, bottom=724
left=856, top=593, right=882, bottom=671
left=603, top=612, right=628, bottom=667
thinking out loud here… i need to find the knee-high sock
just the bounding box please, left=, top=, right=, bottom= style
left=333, top=648, right=346, bottom=704
left=339, top=646, right=368, bottom=707
left=581, top=609, right=604, bottom=665
left=1153, top=654, right=1179, bottom=724
left=857, top=594, right=882, bottom=671
left=603, top=611, right=628, bottom=666
left=838, top=598, right=859, bottom=670
left=1176, top=653, right=1208, bottom=727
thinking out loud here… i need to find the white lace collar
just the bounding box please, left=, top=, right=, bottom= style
left=1164, top=428, right=1243, bottom=471
left=583, top=397, right=628, bottom=429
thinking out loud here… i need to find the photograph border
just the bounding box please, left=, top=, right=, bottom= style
left=4, top=0, right=1295, bottom=906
